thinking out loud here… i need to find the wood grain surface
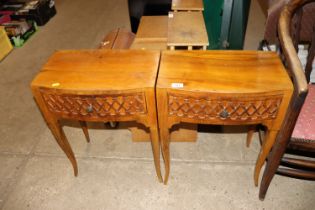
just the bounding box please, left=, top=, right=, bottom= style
left=172, top=0, right=204, bottom=11
left=32, top=50, right=160, bottom=92
left=156, top=50, right=293, bottom=184
left=157, top=50, right=293, bottom=92
left=167, top=12, right=208, bottom=47
left=135, top=16, right=168, bottom=41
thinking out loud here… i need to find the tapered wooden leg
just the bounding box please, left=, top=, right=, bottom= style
left=246, top=125, right=256, bottom=147
left=48, top=120, right=78, bottom=176
left=79, top=121, right=90, bottom=143
left=254, top=130, right=278, bottom=186
left=150, top=127, right=163, bottom=183
left=160, top=127, right=170, bottom=184
left=32, top=89, right=78, bottom=176
left=109, top=121, right=118, bottom=128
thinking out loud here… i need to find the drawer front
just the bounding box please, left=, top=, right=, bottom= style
left=40, top=91, right=147, bottom=120
left=168, top=93, right=283, bottom=123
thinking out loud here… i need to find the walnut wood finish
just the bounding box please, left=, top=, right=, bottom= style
left=156, top=50, right=293, bottom=184
left=277, top=168, right=315, bottom=179
left=305, top=25, right=315, bottom=83
left=172, top=0, right=204, bottom=11
left=281, top=157, right=315, bottom=169
left=167, top=12, right=209, bottom=50
left=31, top=50, right=162, bottom=182
left=259, top=0, right=315, bottom=200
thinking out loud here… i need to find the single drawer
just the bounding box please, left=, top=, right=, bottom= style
left=167, top=92, right=283, bottom=123
left=40, top=91, right=147, bottom=121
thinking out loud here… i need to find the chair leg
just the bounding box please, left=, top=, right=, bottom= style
left=259, top=136, right=288, bottom=200
left=258, top=122, right=298, bottom=200
left=254, top=130, right=278, bottom=186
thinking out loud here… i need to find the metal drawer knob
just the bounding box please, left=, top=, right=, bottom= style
left=86, top=104, right=93, bottom=113
left=220, top=109, right=229, bottom=119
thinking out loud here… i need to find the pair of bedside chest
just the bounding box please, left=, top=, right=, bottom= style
left=31, top=50, right=293, bottom=185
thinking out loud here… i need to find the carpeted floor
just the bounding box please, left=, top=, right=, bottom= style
left=0, top=0, right=314, bottom=209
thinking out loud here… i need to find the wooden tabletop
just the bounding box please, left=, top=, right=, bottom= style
left=135, top=16, right=168, bottom=41
left=31, top=50, right=160, bottom=91
left=167, top=12, right=209, bottom=47
left=131, top=39, right=168, bottom=50
left=157, top=50, right=293, bottom=93
left=172, top=0, right=204, bottom=11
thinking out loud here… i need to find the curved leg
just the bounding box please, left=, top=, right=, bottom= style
left=150, top=127, right=163, bottom=183
left=79, top=121, right=90, bottom=143
left=254, top=130, right=278, bottom=186
left=48, top=120, right=78, bottom=176
left=259, top=134, right=290, bottom=200
left=109, top=121, right=118, bottom=128
left=246, top=125, right=256, bottom=147
left=104, top=122, right=119, bottom=129
left=32, top=89, right=78, bottom=176
left=160, top=127, right=170, bottom=184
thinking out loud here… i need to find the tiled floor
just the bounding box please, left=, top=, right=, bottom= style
left=0, top=0, right=314, bottom=209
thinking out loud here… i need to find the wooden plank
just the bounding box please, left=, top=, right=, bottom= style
left=136, top=16, right=168, bottom=41
left=131, top=39, right=167, bottom=50
left=172, top=0, right=204, bottom=11
left=167, top=12, right=209, bottom=48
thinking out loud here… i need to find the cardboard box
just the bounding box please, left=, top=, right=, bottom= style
left=2, top=20, right=37, bottom=47
left=12, top=0, right=57, bottom=26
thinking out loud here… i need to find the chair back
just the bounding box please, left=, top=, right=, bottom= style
left=264, top=0, right=315, bottom=44
left=277, top=0, right=314, bottom=146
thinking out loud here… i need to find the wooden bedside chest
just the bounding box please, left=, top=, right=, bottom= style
left=31, top=50, right=162, bottom=182
left=156, top=50, right=293, bottom=184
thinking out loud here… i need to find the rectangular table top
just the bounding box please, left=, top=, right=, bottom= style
left=131, top=39, right=168, bottom=50
left=31, top=50, right=160, bottom=91
left=135, top=16, right=168, bottom=41
left=167, top=12, right=209, bottom=47
left=172, top=0, right=204, bottom=11
left=157, top=50, right=293, bottom=93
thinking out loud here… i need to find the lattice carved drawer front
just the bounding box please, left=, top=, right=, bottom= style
left=168, top=93, right=283, bottom=123
left=40, top=91, right=147, bottom=120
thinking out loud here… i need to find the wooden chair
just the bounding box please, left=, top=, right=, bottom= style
left=259, top=0, right=315, bottom=200
left=260, top=0, right=315, bottom=48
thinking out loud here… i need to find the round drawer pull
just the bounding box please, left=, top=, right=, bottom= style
left=220, top=109, right=229, bottom=119
left=86, top=104, right=93, bottom=113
